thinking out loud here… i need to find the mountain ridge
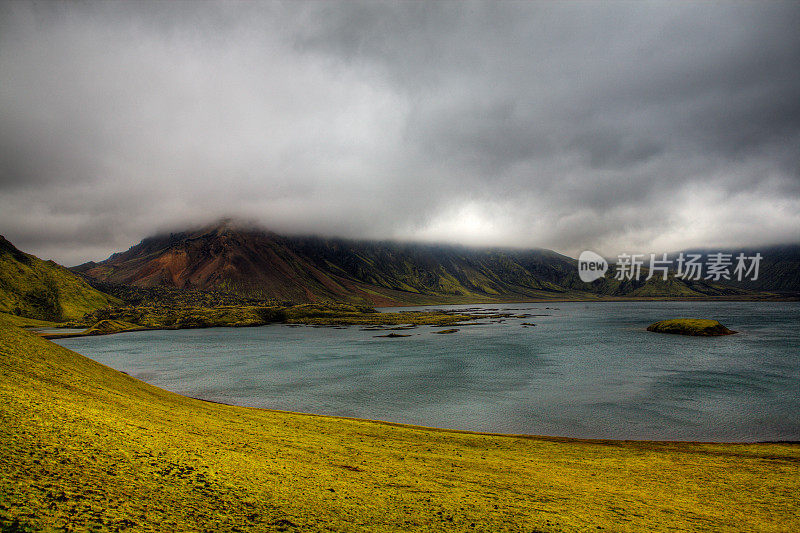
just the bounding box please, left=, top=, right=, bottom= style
left=72, top=220, right=784, bottom=305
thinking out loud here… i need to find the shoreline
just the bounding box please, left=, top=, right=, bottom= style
left=45, top=309, right=797, bottom=444
left=3, top=316, right=798, bottom=531
left=188, top=394, right=799, bottom=446
left=34, top=296, right=799, bottom=340
left=33, top=321, right=800, bottom=445
left=25, top=319, right=798, bottom=446
left=376, top=294, right=800, bottom=307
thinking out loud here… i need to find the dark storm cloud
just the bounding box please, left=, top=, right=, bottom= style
left=0, top=1, right=798, bottom=265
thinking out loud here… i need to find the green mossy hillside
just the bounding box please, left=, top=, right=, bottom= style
left=0, top=311, right=60, bottom=329
left=1, top=316, right=798, bottom=531
left=0, top=236, right=119, bottom=321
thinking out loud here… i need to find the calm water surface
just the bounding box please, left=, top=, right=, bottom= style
left=54, top=301, right=800, bottom=441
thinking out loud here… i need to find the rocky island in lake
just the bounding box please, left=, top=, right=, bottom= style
left=647, top=318, right=737, bottom=336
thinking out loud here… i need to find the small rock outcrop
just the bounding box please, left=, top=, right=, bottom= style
left=646, top=319, right=737, bottom=336
left=84, top=319, right=143, bottom=336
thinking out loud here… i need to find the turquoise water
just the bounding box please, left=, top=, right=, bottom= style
left=54, top=301, right=800, bottom=442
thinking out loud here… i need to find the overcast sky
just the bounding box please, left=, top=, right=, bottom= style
left=1, top=1, right=798, bottom=265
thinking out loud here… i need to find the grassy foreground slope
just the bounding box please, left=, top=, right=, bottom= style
left=1, top=320, right=798, bottom=532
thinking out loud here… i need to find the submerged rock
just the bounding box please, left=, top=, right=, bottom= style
left=434, top=328, right=459, bottom=334
left=646, top=319, right=737, bottom=336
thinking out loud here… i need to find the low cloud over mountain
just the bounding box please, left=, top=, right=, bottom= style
left=1, top=1, right=798, bottom=265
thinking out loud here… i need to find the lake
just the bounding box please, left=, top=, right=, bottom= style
left=53, top=301, right=800, bottom=442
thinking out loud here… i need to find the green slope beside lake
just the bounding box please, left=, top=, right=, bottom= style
left=1, top=316, right=798, bottom=532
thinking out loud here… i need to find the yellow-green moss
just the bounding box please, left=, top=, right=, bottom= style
left=83, top=319, right=145, bottom=336
left=72, top=303, right=493, bottom=331
left=647, top=318, right=737, bottom=336
left=0, top=238, right=120, bottom=321
left=0, top=317, right=797, bottom=531
left=0, top=311, right=61, bottom=329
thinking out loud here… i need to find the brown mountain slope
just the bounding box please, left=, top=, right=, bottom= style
left=75, top=222, right=394, bottom=304
left=74, top=220, right=761, bottom=305
left=74, top=220, right=588, bottom=305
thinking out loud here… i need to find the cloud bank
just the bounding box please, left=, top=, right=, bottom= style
left=1, top=1, right=798, bottom=264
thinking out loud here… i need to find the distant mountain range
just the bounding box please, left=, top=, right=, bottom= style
left=2, top=219, right=796, bottom=323
left=674, top=245, right=800, bottom=294
left=70, top=219, right=797, bottom=305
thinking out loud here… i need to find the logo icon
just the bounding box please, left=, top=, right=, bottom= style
left=578, top=250, right=608, bottom=282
